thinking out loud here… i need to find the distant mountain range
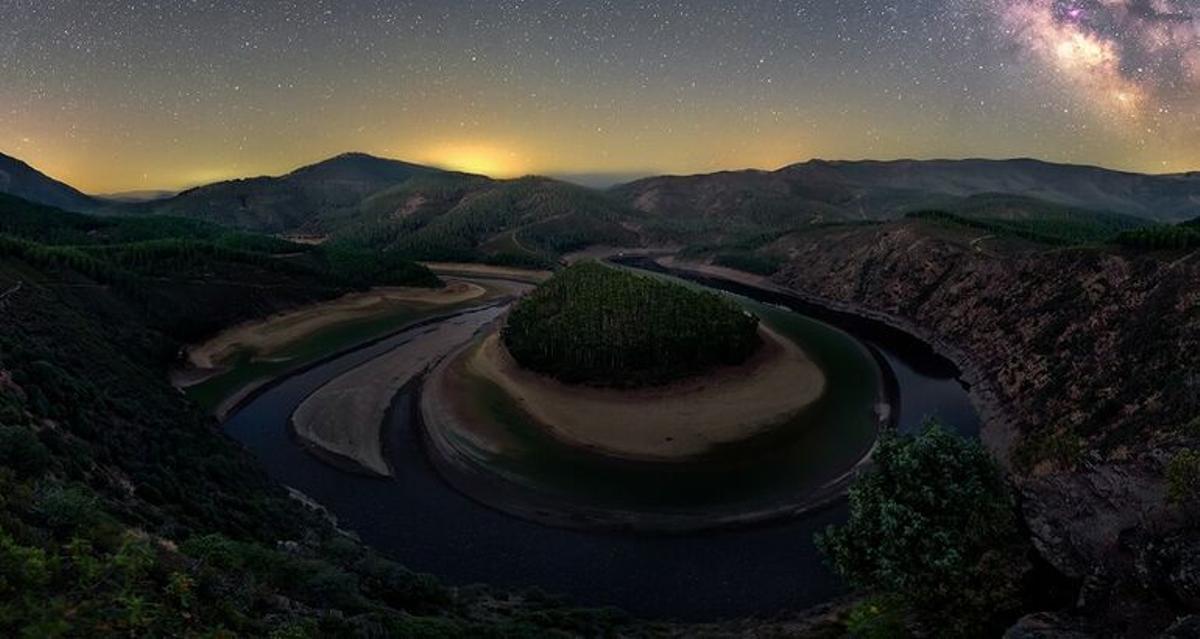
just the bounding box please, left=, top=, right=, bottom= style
left=3, top=152, right=1199, bottom=248
left=0, top=152, right=100, bottom=212
left=98, top=189, right=179, bottom=203
left=614, top=158, right=1200, bottom=225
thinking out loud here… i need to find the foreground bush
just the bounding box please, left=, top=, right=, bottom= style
left=816, top=423, right=1029, bottom=637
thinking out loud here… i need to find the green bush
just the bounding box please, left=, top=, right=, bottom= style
left=816, top=423, right=1027, bottom=637
left=33, top=484, right=103, bottom=531
left=502, top=263, right=761, bottom=386
left=1167, top=449, right=1200, bottom=510
left=0, top=426, right=51, bottom=478
left=844, top=596, right=908, bottom=639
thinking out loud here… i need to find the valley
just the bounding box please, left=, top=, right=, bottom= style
left=219, top=259, right=976, bottom=619
left=0, top=150, right=1197, bottom=636
left=8, top=4, right=1200, bottom=635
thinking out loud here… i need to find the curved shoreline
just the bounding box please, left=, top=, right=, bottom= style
left=640, top=257, right=1012, bottom=463
left=419, top=334, right=884, bottom=533
left=220, top=262, right=980, bottom=621
left=465, top=325, right=827, bottom=462
left=212, top=299, right=518, bottom=424
left=418, top=292, right=890, bottom=532
left=183, top=281, right=488, bottom=375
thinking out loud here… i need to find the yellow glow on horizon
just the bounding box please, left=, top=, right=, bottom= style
left=411, top=141, right=529, bottom=178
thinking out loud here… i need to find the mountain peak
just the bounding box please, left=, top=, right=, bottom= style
left=0, top=151, right=99, bottom=211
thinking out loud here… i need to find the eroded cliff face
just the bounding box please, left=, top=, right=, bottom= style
left=769, top=221, right=1200, bottom=633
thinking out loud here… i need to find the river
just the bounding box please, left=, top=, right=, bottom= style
left=223, top=266, right=979, bottom=621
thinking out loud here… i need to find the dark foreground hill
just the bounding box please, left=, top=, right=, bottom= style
left=0, top=152, right=100, bottom=212
left=688, top=218, right=1200, bottom=635
left=0, top=194, right=656, bottom=637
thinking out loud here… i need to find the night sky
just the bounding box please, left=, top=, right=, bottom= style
left=1, top=0, right=1197, bottom=192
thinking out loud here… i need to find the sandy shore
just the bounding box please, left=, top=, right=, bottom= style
left=464, top=325, right=827, bottom=461
left=291, top=308, right=506, bottom=476
left=183, top=281, right=486, bottom=374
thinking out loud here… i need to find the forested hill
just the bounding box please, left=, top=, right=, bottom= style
left=336, top=175, right=641, bottom=269
left=0, top=152, right=100, bottom=212
left=105, top=155, right=643, bottom=268
left=0, top=196, right=654, bottom=636
left=121, top=153, right=450, bottom=233
left=613, top=158, right=1200, bottom=230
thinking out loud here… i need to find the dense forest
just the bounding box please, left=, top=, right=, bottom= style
left=335, top=176, right=638, bottom=269
left=0, top=195, right=440, bottom=341
left=1115, top=224, right=1200, bottom=250
left=502, top=263, right=761, bottom=387
left=905, top=209, right=1149, bottom=246
left=0, top=234, right=643, bottom=638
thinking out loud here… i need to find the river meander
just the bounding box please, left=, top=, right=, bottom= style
left=224, top=264, right=979, bottom=620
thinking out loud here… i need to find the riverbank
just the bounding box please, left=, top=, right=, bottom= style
left=222, top=257, right=978, bottom=618
left=646, top=256, right=1014, bottom=463
left=176, top=277, right=530, bottom=417
left=290, top=305, right=518, bottom=476
left=463, top=325, right=826, bottom=461
left=181, top=281, right=487, bottom=374
left=421, top=262, right=554, bottom=283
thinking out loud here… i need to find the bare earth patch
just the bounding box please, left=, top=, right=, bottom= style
left=655, top=256, right=788, bottom=292
left=422, top=262, right=553, bottom=283
left=465, top=325, right=827, bottom=461
left=291, top=308, right=505, bottom=476
left=184, top=281, right=486, bottom=372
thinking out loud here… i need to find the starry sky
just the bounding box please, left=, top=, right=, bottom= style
left=1, top=0, right=1198, bottom=193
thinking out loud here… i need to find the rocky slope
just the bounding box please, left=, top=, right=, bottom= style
left=763, top=220, right=1200, bottom=636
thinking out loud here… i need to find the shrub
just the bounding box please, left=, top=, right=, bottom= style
left=0, top=426, right=51, bottom=477
left=817, top=423, right=1027, bottom=637
left=33, top=484, right=103, bottom=531
left=1167, top=449, right=1200, bottom=510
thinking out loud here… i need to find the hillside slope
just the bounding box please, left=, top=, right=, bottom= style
left=0, top=152, right=100, bottom=212
left=615, top=159, right=1200, bottom=226
left=0, top=252, right=668, bottom=636
left=128, top=153, right=450, bottom=233
left=335, top=175, right=641, bottom=268
left=755, top=221, right=1200, bottom=635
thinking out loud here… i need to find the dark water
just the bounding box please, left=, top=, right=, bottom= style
left=224, top=270, right=979, bottom=622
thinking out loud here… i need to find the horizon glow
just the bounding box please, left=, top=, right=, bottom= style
left=1, top=0, right=1197, bottom=193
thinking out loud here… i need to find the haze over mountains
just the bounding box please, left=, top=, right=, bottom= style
left=3, top=151, right=1199, bottom=240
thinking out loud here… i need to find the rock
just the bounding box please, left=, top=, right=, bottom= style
left=1004, top=612, right=1096, bottom=638
left=1137, top=530, right=1200, bottom=612
left=765, top=221, right=1200, bottom=632
left=1161, top=615, right=1200, bottom=638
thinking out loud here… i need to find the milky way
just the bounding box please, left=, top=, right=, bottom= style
left=0, top=1, right=1196, bottom=192
left=993, top=0, right=1199, bottom=119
